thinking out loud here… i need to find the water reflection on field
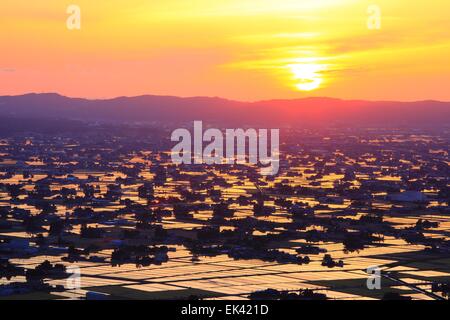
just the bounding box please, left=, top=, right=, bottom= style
left=0, top=127, right=449, bottom=300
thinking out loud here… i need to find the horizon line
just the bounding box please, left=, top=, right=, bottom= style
left=1, top=92, right=450, bottom=105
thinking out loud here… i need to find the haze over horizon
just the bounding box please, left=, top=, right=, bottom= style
left=2, top=91, right=450, bottom=104
left=1, top=92, right=449, bottom=127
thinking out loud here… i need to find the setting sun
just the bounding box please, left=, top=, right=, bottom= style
left=289, top=63, right=327, bottom=91
left=1, top=0, right=450, bottom=101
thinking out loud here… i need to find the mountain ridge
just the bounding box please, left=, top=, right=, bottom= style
left=1, top=93, right=449, bottom=126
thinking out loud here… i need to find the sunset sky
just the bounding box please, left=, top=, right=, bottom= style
left=1, top=0, right=450, bottom=101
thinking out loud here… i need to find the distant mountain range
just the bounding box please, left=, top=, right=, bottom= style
left=0, top=93, right=449, bottom=127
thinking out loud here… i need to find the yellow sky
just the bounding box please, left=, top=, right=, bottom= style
left=1, top=0, right=449, bottom=101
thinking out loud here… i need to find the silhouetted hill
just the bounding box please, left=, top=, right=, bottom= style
left=0, top=93, right=449, bottom=127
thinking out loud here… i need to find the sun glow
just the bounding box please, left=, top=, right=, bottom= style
left=289, top=63, right=326, bottom=91
left=2, top=1, right=450, bottom=100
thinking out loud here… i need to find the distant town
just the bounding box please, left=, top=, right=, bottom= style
left=0, top=119, right=449, bottom=300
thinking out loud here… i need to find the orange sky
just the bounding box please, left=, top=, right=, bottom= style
left=1, top=0, right=449, bottom=101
